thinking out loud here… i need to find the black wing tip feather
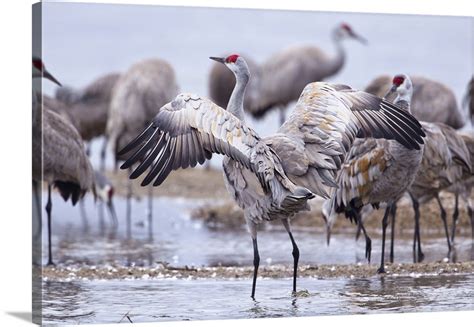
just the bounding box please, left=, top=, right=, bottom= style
left=378, top=99, right=426, bottom=149
left=117, top=122, right=155, bottom=157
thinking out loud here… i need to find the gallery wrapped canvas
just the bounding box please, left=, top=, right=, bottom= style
left=32, top=1, right=474, bottom=325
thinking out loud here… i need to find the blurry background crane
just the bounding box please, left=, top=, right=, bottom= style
left=55, top=72, right=121, bottom=171
left=106, top=58, right=179, bottom=240
left=248, top=22, right=367, bottom=125
left=365, top=75, right=465, bottom=129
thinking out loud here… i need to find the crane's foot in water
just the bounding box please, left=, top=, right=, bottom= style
left=376, top=266, right=386, bottom=274
left=365, top=237, right=372, bottom=263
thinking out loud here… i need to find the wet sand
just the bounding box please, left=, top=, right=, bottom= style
left=41, top=261, right=474, bottom=281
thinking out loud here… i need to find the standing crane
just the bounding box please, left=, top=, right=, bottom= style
left=324, top=74, right=425, bottom=273
left=365, top=75, right=465, bottom=129
left=106, top=58, right=179, bottom=240
left=118, top=55, right=425, bottom=299
left=32, top=58, right=95, bottom=265
left=248, top=23, right=367, bottom=125
left=55, top=73, right=121, bottom=171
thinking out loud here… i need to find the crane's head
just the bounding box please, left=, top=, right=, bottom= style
left=335, top=23, right=367, bottom=45
left=209, top=54, right=250, bottom=78
left=32, top=57, right=62, bottom=86
left=384, top=74, right=413, bottom=101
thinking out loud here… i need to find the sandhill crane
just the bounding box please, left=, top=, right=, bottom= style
left=324, top=74, right=425, bottom=273
left=365, top=75, right=465, bottom=129
left=55, top=73, right=121, bottom=171
left=208, top=53, right=260, bottom=110
left=118, top=55, right=424, bottom=299
left=248, top=23, right=367, bottom=124
left=106, top=58, right=179, bottom=239
left=32, top=58, right=95, bottom=265
left=94, top=170, right=118, bottom=232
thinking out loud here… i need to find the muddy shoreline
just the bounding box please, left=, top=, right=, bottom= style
left=40, top=261, right=474, bottom=281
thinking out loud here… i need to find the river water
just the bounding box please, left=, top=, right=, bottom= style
left=42, top=275, right=474, bottom=325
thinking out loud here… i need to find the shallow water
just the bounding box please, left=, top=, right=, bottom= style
left=42, top=274, right=474, bottom=325
left=40, top=193, right=474, bottom=267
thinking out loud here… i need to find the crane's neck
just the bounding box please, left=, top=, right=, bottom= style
left=227, top=71, right=249, bottom=121
left=394, top=92, right=412, bottom=113
left=393, top=84, right=413, bottom=113
left=325, top=32, right=346, bottom=77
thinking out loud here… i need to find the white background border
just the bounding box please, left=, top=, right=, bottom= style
left=0, top=1, right=473, bottom=326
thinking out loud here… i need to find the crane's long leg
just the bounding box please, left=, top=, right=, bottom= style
left=97, top=202, right=105, bottom=236
left=469, top=201, right=474, bottom=240
left=45, top=184, right=54, bottom=266
left=107, top=200, right=119, bottom=231
left=147, top=186, right=153, bottom=241
left=100, top=137, right=107, bottom=173
left=355, top=210, right=372, bottom=263
left=79, top=199, right=89, bottom=232
left=126, top=168, right=132, bottom=240
left=85, top=142, right=91, bottom=157
left=410, top=193, right=424, bottom=263
left=247, top=221, right=260, bottom=300
left=377, top=206, right=391, bottom=274
left=355, top=223, right=362, bottom=241
left=32, top=180, right=42, bottom=240
left=282, top=219, right=299, bottom=294
left=435, top=195, right=452, bottom=253
left=450, top=192, right=460, bottom=245
left=389, top=203, right=397, bottom=263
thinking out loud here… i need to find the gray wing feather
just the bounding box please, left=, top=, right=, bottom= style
left=119, top=93, right=285, bottom=193
left=266, top=82, right=424, bottom=198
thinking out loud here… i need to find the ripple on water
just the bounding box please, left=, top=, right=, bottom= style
left=42, top=274, right=474, bottom=324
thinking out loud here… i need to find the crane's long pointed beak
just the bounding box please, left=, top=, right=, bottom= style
left=353, top=33, right=368, bottom=45
left=44, top=69, right=62, bottom=87
left=209, top=56, right=226, bottom=64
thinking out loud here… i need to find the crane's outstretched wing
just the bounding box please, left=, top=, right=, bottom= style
left=265, top=82, right=425, bottom=198
left=118, top=93, right=283, bottom=191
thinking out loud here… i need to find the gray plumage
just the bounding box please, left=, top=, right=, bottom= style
left=248, top=23, right=366, bottom=119
left=365, top=75, right=465, bottom=129
left=34, top=102, right=95, bottom=204
left=107, top=58, right=179, bottom=164
left=55, top=73, right=120, bottom=141
left=119, top=56, right=425, bottom=298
